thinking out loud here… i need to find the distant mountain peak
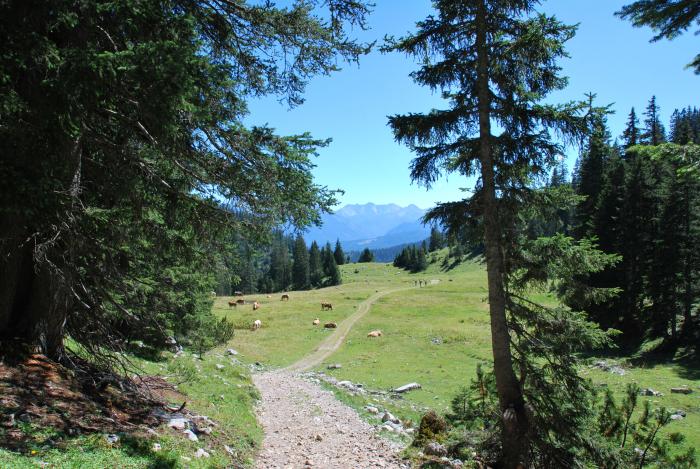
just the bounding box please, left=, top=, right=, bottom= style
left=304, top=202, right=430, bottom=251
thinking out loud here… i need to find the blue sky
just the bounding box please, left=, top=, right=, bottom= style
left=247, top=1, right=698, bottom=209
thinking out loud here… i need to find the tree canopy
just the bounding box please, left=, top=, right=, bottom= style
left=0, top=0, right=371, bottom=361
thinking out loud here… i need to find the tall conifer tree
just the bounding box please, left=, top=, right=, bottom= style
left=333, top=239, right=346, bottom=265
left=387, top=2, right=597, bottom=465
left=292, top=235, right=310, bottom=290
left=309, top=241, right=323, bottom=287
left=622, top=107, right=641, bottom=147
left=641, top=96, right=667, bottom=145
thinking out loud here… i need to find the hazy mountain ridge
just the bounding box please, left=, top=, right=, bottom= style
left=304, top=202, right=430, bottom=251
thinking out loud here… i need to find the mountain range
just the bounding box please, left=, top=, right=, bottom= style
left=304, top=203, right=431, bottom=252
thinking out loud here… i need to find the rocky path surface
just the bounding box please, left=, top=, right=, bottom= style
left=253, top=371, right=405, bottom=468
left=253, top=287, right=413, bottom=468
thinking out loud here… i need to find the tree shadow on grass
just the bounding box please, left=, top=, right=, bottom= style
left=591, top=340, right=700, bottom=382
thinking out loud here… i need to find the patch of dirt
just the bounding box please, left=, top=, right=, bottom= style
left=0, top=354, right=176, bottom=452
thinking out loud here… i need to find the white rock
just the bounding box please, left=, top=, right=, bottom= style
left=167, top=418, right=190, bottom=430
left=195, top=448, right=210, bottom=458
left=365, top=406, right=379, bottom=414
left=226, top=348, right=238, bottom=356
left=216, top=364, right=225, bottom=370
left=183, top=429, right=199, bottom=441
left=394, top=382, right=421, bottom=393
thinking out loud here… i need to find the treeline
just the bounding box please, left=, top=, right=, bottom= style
left=218, top=233, right=346, bottom=295
left=393, top=228, right=446, bottom=272
left=565, top=97, right=699, bottom=344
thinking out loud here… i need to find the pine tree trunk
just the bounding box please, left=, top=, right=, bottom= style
left=475, top=2, right=529, bottom=466
left=0, top=222, right=69, bottom=360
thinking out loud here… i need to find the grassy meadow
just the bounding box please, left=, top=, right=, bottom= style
left=224, top=250, right=700, bottom=453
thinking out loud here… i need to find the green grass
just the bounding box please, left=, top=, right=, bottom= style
left=0, top=347, right=262, bottom=468
left=4, top=251, right=697, bottom=466
left=306, top=252, right=700, bottom=454
left=216, top=262, right=417, bottom=367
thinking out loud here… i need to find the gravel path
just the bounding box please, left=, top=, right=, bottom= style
left=253, top=287, right=413, bottom=468
left=253, top=371, right=405, bottom=468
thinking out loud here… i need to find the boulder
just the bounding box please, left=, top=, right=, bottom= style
left=381, top=412, right=400, bottom=424
left=365, top=405, right=379, bottom=414
left=639, top=388, right=663, bottom=397
left=167, top=418, right=190, bottom=430
left=183, top=429, right=198, bottom=442
left=327, top=364, right=342, bottom=370
left=226, top=349, right=238, bottom=356
left=215, top=364, right=225, bottom=370
left=395, top=382, right=421, bottom=393
left=424, top=442, right=448, bottom=457
left=670, top=387, right=693, bottom=394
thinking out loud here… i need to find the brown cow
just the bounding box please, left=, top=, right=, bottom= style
left=253, top=301, right=260, bottom=311
left=312, top=318, right=320, bottom=325
left=281, top=294, right=290, bottom=301
left=228, top=301, right=237, bottom=308
left=367, top=330, right=382, bottom=338
left=321, top=302, right=333, bottom=311
left=324, top=322, right=337, bottom=329
left=236, top=299, right=245, bottom=305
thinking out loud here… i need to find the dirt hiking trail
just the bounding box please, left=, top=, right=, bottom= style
left=253, top=287, right=413, bottom=468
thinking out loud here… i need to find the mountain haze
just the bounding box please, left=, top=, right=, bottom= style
left=304, top=203, right=430, bottom=251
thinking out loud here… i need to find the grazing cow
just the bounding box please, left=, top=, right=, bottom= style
left=228, top=301, right=237, bottom=308
left=324, top=322, right=337, bottom=329
left=321, top=302, right=333, bottom=311
left=281, top=294, right=290, bottom=301
left=252, top=319, right=261, bottom=330
left=253, top=301, right=260, bottom=310
left=312, top=318, right=320, bottom=325
left=236, top=299, right=245, bottom=305
left=367, top=330, right=382, bottom=338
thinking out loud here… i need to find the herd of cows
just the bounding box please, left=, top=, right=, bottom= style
left=223, top=293, right=384, bottom=338
left=225, top=293, right=336, bottom=331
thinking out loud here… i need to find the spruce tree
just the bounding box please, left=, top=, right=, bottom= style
left=622, top=107, right=641, bottom=147
left=0, top=0, right=371, bottom=360
left=429, top=227, right=446, bottom=252
left=387, top=2, right=601, bottom=465
left=358, top=248, right=374, bottom=263
left=333, top=239, right=346, bottom=265
left=309, top=241, right=323, bottom=287
left=641, top=96, right=667, bottom=145
left=574, top=112, right=613, bottom=241
left=413, top=247, right=428, bottom=273
left=322, top=242, right=335, bottom=276
left=292, top=235, right=310, bottom=290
